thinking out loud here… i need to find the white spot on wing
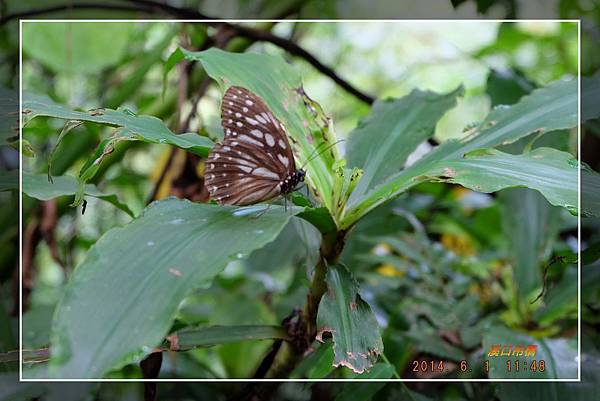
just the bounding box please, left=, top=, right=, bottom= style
left=246, top=116, right=259, bottom=125
left=239, top=134, right=263, bottom=147
left=232, top=158, right=257, bottom=168
left=235, top=112, right=241, bottom=118
left=253, top=167, right=279, bottom=179
left=238, top=165, right=252, bottom=173
left=250, top=129, right=263, bottom=138
left=278, top=139, right=286, bottom=149
left=277, top=154, right=289, bottom=167
left=265, top=134, right=275, bottom=147
left=245, top=100, right=253, bottom=106
left=255, top=114, right=267, bottom=124
left=261, top=113, right=270, bottom=124
left=236, top=121, right=243, bottom=127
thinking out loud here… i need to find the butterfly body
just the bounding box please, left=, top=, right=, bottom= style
left=280, top=170, right=306, bottom=196
left=205, top=86, right=304, bottom=206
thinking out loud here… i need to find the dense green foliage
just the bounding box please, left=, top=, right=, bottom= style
left=1, top=3, right=599, bottom=400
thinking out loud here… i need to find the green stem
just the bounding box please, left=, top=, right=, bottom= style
left=380, top=353, right=401, bottom=379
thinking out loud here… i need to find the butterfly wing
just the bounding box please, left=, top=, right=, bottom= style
left=205, top=86, right=297, bottom=205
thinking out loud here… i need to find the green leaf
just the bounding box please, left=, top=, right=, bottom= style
left=167, top=325, right=288, bottom=350
left=105, top=28, right=176, bottom=109
left=535, top=268, right=577, bottom=326
left=496, top=348, right=600, bottom=400
left=407, top=331, right=466, bottom=361
left=583, top=242, right=600, bottom=266
left=0, top=170, right=17, bottom=193
left=23, top=93, right=213, bottom=157
left=0, top=172, right=132, bottom=216
left=335, top=363, right=394, bottom=401
left=482, top=325, right=577, bottom=379
left=486, top=68, right=535, bottom=106
left=169, top=48, right=340, bottom=219
left=23, top=92, right=213, bottom=207
left=0, top=87, right=18, bottom=144
left=290, top=341, right=335, bottom=379
left=48, top=199, right=301, bottom=378
left=316, top=264, right=383, bottom=374
left=582, top=71, right=600, bottom=122
left=23, top=22, right=133, bottom=74
left=22, top=305, right=55, bottom=349
left=501, top=188, right=561, bottom=301
left=341, top=79, right=578, bottom=229
left=582, top=165, right=600, bottom=218
left=346, top=86, right=463, bottom=201
left=430, top=148, right=579, bottom=215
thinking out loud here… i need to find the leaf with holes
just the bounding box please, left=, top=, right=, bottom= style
left=316, top=264, right=383, bottom=374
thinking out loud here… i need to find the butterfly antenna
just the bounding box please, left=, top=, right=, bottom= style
left=300, top=139, right=345, bottom=169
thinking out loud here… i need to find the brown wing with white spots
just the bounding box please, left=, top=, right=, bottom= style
left=205, top=86, right=297, bottom=205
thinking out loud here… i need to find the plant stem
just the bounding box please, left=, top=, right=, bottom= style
left=304, top=229, right=345, bottom=338
left=269, top=229, right=347, bottom=378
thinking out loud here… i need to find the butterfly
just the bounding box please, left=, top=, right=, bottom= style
left=205, top=86, right=306, bottom=205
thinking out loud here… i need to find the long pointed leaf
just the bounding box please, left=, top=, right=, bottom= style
left=342, top=79, right=578, bottom=228
left=428, top=148, right=580, bottom=215
left=3, top=172, right=133, bottom=216
left=346, top=86, right=463, bottom=199
left=23, top=93, right=213, bottom=157
left=48, top=199, right=300, bottom=378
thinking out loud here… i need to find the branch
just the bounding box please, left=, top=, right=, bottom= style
left=129, top=1, right=376, bottom=104
left=209, top=22, right=376, bottom=105
left=0, top=3, right=154, bottom=24
left=126, top=0, right=208, bottom=19
left=3, top=0, right=375, bottom=105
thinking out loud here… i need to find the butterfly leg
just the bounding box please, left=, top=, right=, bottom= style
left=250, top=201, right=274, bottom=219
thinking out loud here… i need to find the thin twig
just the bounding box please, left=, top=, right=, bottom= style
left=2, top=0, right=375, bottom=104
left=0, top=3, right=155, bottom=24
left=126, top=0, right=208, bottom=19
left=131, top=0, right=376, bottom=103
left=210, top=22, right=376, bottom=104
